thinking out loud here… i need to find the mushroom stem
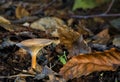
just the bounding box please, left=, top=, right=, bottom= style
left=31, top=47, right=41, bottom=69
left=31, top=54, right=37, bottom=69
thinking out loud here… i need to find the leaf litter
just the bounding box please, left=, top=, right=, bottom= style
left=0, top=0, right=120, bottom=82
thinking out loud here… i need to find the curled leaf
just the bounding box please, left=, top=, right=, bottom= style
left=92, top=28, right=110, bottom=44
left=58, top=25, right=80, bottom=49
left=15, top=5, right=29, bottom=19
left=58, top=25, right=91, bottom=56
left=59, top=48, right=120, bottom=80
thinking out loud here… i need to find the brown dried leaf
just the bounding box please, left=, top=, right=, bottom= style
left=15, top=5, right=29, bottom=19
left=59, top=48, right=120, bottom=80
left=93, top=28, right=110, bottom=44
left=58, top=25, right=80, bottom=49
left=58, top=25, right=91, bottom=56
left=77, top=20, right=93, bottom=36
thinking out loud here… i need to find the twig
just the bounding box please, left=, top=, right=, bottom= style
left=0, top=73, right=34, bottom=79
left=42, top=0, right=57, bottom=10
left=32, top=0, right=57, bottom=15
left=11, top=16, right=38, bottom=24
left=104, top=0, right=115, bottom=14
left=70, top=13, right=120, bottom=19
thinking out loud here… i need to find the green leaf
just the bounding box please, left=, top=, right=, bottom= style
left=73, top=0, right=110, bottom=10
left=58, top=51, right=67, bottom=65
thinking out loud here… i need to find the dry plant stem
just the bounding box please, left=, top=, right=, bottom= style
left=104, top=0, right=115, bottom=14
left=71, top=13, right=120, bottom=19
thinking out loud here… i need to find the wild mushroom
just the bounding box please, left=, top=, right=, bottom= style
left=16, top=38, right=54, bottom=70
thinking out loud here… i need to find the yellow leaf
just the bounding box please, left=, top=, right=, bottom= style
left=15, top=6, right=29, bottom=19
left=0, top=16, right=10, bottom=24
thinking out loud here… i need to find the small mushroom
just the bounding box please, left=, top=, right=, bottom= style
left=16, top=38, right=54, bottom=69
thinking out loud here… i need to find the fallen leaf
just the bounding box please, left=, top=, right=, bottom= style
left=30, top=17, right=65, bottom=31
left=77, top=20, right=93, bottom=36
left=58, top=25, right=80, bottom=49
left=35, top=66, right=65, bottom=82
left=0, top=16, right=10, bottom=24
left=15, top=5, right=29, bottom=19
left=58, top=25, right=91, bottom=56
left=0, top=23, right=28, bottom=32
left=92, top=28, right=110, bottom=44
left=22, top=22, right=30, bottom=27
left=113, top=35, right=120, bottom=48
left=67, top=18, right=74, bottom=26
left=59, top=48, right=120, bottom=80
left=30, top=17, right=65, bottom=37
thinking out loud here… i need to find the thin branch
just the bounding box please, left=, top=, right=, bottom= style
left=104, top=0, right=115, bottom=14
left=43, top=0, right=57, bottom=10
left=70, top=13, right=120, bottom=19
left=32, top=0, right=57, bottom=15
left=0, top=73, right=34, bottom=79
left=11, top=16, right=38, bottom=24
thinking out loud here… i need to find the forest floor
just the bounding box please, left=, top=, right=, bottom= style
left=0, top=0, right=120, bottom=82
